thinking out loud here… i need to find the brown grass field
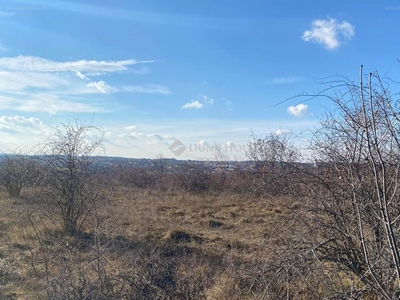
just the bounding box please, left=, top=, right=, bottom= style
left=0, top=183, right=317, bottom=299
left=0, top=177, right=374, bottom=299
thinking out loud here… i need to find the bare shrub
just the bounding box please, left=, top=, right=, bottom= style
left=297, top=66, right=400, bottom=298
left=246, top=131, right=300, bottom=197
left=39, top=120, right=105, bottom=235
left=45, top=240, right=216, bottom=299
left=0, top=151, right=40, bottom=197
left=223, top=170, right=253, bottom=194
left=152, top=152, right=168, bottom=176
left=155, top=173, right=183, bottom=191
left=119, top=166, right=157, bottom=189
left=177, top=164, right=212, bottom=193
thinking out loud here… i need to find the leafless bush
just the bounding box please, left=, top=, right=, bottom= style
left=154, top=173, right=182, bottom=191
left=152, top=152, right=168, bottom=176
left=0, top=151, right=40, bottom=197
left=38, top=120, right=106, bottom=235
left=246, top=131, right=301, bottom=197
left=118, top=166, right=157, bottom=189
left=296, top=66, right=400, bottom=298
left=177, top=164, right=212, bottom=193
left=44, top=234, right=217, bottom=299
left=229, top=170, right=254, bottom=194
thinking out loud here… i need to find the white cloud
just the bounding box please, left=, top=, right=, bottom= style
left=149, top=133, right=164, bottom=141
left=0, top=56, right=154, bottom=72
left=124, top=125, right=137, bottom=131
left=0, top=115, right=52, bottom=151
left=0, top=55, right=169, bottom=113
left=85, top=72, right=107, bottom=76
left=0, top=94, right=105, bottom=113
left=100, top=118, right=319, bottom=158
left=276, top=129, right=291, bottom=135
left=199, top=140, right=209, bottom=145
left=225, top=100, right=232, bottom=106
left=0, top=126, right=20, bottom=134
left=182, top=100, right=203, bottom=109
left=302, top=18, right=355, bottom=50
left=115, top=132, right=168, bottom=143
left=103, top=131, right=175, bottom=157
left=202, top=95, right=214, bottom=104
left=287, top=104, right=309, bottom=117
left=181, top=95, right=213, bottom=110
left=0, top=115, right=43, bottom=128
left=273, top=76, right=304, bottom=84
left=122, top=84, right=171, bottom=94
left=75, top=71, right=89, bottom=80
left=86, top=81, right=113, bottom=93
left=0, top=71, right=69, bottom=91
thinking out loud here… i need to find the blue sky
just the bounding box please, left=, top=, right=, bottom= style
left=0, top=0, right=399, bottom=159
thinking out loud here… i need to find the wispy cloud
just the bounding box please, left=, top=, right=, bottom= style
left=86, top=81, right=113, bottom=93
left=0, top=114, right=49, bottom=142
left=181, top=95, right=214, bottom=110
left=0, top=126, right=20, bottom=134
left=0, top=55, right=169, bottom=113
left=0, top=94, right=105, bottom=114
left=272, top=76, right=304, bottom=84
left=100, top=118, right=319, bottom=158
left=287, top=104, right=309, bottom=117
left=0, top=56, right=154, bottom=72
left=0, top=71, right=69, bottom=91
left=182, top=100, right=203, bottom=109
left=0, top=115, right=46, bottom=135
left=0, top=115, right=54, bottom=152
left=122, top=84, right=171, bottom=94
left=0, top=115, right=43, bottom=128
left=18, top=0, right=226, bottom=29
left=302, top=18, right=355, bottom=50
left=124, top=125, right=137, bottom=131
left=202, top=95, right=214, bottom=104
left=75, top=71, right=89, bottom=80
left=103, top=131, right=174, bottom=154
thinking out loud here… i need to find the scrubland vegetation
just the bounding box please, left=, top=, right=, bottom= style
left=1, top=67, right=400, bottom=299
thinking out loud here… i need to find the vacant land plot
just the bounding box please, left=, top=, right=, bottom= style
left=0, top=185, right=324, bottom=299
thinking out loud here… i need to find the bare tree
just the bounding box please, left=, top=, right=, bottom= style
left=297, top=66, right=400, bottom=298
left=40, top=120, right=105, bottom=235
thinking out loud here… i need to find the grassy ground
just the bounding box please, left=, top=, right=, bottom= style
left=105, top=187, right=298, bottom=254
left=0, top=187, right=304, bottom=299
left=0, top=186, right=359, bottom=299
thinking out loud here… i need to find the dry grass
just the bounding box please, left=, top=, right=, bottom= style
left=0, top=185, right=367, bottom=299
left=104, top=187, right=296, bottom=257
